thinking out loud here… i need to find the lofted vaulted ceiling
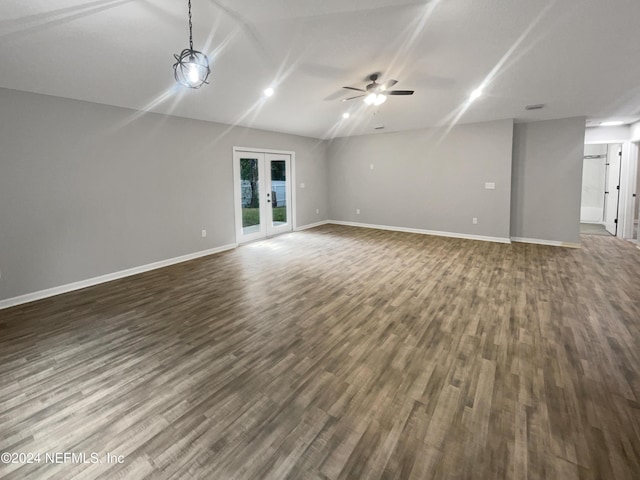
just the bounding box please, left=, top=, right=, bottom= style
left=1, top=0, right=639, bottom=138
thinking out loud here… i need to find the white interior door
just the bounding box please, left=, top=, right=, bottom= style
left=233, top=150, right=293, bottom=243
left=604, top=144, right=622, bottom=235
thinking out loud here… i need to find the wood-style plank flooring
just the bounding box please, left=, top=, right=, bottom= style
left=1, top=224, right=640, bottom=479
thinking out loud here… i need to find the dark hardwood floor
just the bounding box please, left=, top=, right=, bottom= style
left=1, top=224, right=640, bottom=479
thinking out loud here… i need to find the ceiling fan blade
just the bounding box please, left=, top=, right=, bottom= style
left=341, top=95, right=366, bottom=101
left=381, top=79, right=398, bottom=90
left=343, top=86, right=366, bottom=92
left=387, top=90, right=414, bottom=95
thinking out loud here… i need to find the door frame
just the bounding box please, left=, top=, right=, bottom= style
left=625, top=141, right=639, bottom=239
left=584, top=139, right=633, bottom=238
left=232, top=146, right=296, bottom=244
left=604, top=144, right=622, bottom=235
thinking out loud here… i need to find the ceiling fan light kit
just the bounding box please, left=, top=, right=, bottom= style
left=364, top=93, right=387, bottom=106
left=342, top=73, right=414, bottom=105
left=173, top=0, right=210, bottom=89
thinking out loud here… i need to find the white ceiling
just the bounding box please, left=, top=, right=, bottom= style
left=1, top=0, right=639, bottom=139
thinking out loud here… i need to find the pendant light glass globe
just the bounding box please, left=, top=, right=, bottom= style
left=174, top=49, right=210, bottom=88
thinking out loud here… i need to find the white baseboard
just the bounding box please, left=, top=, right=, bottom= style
left=0, top=243, right=237, bottom=310
left=510, top=237, right=581, bottom=248
left=328, top=220, right=512, bottom=244
left=295, top=220, right=330, bottom=231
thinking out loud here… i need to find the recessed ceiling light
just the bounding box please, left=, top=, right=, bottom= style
left=342, top=112, right=350, bottom=119
left=600, top=121, right=624, bottom=126
left=263, top=87, right=274, bottom=97
left=469, top=87, right=483, bottom=102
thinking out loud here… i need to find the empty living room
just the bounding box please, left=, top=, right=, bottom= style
left=2, top=1, right=640, bottom=479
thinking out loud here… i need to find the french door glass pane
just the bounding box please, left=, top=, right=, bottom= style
left=270, top=160, right=287, bottom=226
left=240, top=158, right=261, bottom=235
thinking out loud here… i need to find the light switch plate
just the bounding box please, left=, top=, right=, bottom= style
left=485, top=182, right=496, bottom=190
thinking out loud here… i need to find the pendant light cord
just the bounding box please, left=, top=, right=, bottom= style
left=188, top=0, right=193, bottom=51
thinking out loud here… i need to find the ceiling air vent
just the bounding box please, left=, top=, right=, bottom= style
left=525, top=104, right=545, bottom=110
left=374, top=126, right=385, bottom=130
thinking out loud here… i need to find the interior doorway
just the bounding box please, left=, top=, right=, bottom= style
left=233, top=148, right=294, bottom=243
left=580, top=143, right=622, bottom=236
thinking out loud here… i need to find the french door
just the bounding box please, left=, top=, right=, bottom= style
left=233, top=149, right=293, bottom=243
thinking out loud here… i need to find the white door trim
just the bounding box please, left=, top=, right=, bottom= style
left=622, top=142, right=639, bottom=239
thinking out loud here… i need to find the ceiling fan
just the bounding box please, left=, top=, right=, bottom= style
left=342, top=73, right=414, bottom=106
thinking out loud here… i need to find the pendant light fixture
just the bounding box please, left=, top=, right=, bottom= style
left=173, top=0, right=210, bottom=89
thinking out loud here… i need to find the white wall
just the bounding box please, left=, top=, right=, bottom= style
left=327, top=120, right=514, bottom=241
left=630, top=121, right=640, bottom=142
left=585, top=125, right=631, bottom=144
left=511, top=117, right=586, bottom=245
left=0, top=88, right=329, bottom=302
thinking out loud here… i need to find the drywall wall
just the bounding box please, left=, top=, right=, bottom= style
left=631, top=121, right=640, bottom=142
left=580, top=144, right=607, bottom=222
left=585, top=125, right=631, bottom=143
left=0, top=88, right=328, bottom=302
left=511, top=117, right=586, bottom=244
left=327, top=119, right=514, bottom=240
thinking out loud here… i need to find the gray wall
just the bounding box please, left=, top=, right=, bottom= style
left=0, top=88, right=328, bottom=301
left=0, top=86, right=589, bottom=303
left=327, top=119, right=514, bottom=240
left=511, top=117, right=586, bottom=243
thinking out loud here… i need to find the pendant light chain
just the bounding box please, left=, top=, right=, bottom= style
left=188, top=0, right=193, bottom=51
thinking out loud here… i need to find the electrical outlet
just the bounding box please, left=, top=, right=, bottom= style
left=472, top=218, right=478, bottom=224
left=484, top=182, right=495, bottom=190
left=300, top=182, right=306, bottom=189
left=370, top=163, right=374, bottom=170
left=316, top=208, right=320, bottom=214
left=356, top=209, right=361, bottom=215
left=201, top=229, right=207, bottom=238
